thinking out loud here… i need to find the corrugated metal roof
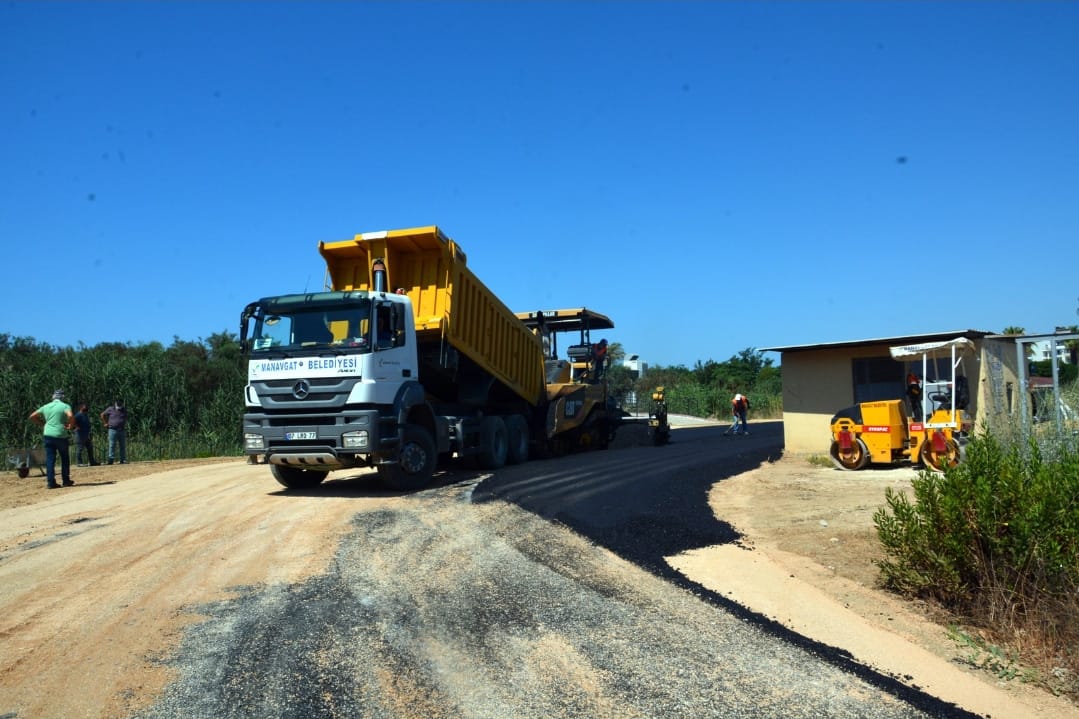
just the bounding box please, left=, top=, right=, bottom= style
left=761, top=330, right=994, bottom=354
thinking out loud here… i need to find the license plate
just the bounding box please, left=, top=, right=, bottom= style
left=285, top=431, right=317, bottom=441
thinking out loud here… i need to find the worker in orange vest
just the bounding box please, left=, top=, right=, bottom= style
left=591, top=339, right=608, bottom=381
left=725, top=393, right=750, bottom=436
left=906, top=372, right=922, bottom=421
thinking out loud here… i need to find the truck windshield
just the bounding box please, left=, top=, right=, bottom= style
left=250, top=300, right=374, bottom=353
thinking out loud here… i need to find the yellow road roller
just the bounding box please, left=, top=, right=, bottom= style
left=829, top=397, right=971, bottom=471
left=829, top=337, right=974, bottom=472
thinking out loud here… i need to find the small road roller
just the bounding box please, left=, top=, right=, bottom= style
left=829, top=338, right=974, bottom=472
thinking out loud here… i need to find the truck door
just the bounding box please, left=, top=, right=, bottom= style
left=374, top=302, right=406, bottom=350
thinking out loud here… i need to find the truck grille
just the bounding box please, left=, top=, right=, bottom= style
left=261, top=378, right=341, bottom=389
left=250, top=377, right=358, bottom=410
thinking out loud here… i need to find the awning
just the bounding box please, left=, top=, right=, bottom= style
left=889, top=337, right=976, bottom=359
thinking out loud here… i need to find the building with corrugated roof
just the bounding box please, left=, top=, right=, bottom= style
left=760, top=330, right=1035, bottom=456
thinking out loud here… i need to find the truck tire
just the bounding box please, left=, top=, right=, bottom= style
left=377, top=424, right=437, bottom=491
left=271, top=464, right=326, bottom=490
left=829, top=437, right=870, bottom=470
left=505, top=415, right=530, bottom=465
left=476, top=416, right=508, bottom=469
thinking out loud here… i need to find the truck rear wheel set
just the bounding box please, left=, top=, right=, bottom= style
left=505, top=415, right=530, bottom=465
left=475, top=416, right=509, bottom=470
left=469, top=414, right=532, bottom=470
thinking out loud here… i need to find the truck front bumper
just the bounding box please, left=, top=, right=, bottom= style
left=243, top=408, right=399, bottom=467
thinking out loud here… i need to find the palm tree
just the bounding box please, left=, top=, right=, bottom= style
left=1002, top=326, right=1035, bottom=360
left=606, top=341, right=626, bottom=364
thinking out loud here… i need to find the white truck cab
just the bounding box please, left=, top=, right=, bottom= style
left=240, top=291, right=431, bottom=488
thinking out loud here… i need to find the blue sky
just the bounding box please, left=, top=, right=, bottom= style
left=2, top=1, right=1077, bottom=368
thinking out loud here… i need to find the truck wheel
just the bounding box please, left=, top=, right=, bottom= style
left=476, top=416, right=508, bottom=469
left=271, top=464, right=326, bottom=490
left=920, top=438, right=962, bottom=472
left=377, top=424, right=437, bottom=491
left=505, top=415, right=530, bottom=465
left=830, top=438, right=869, bottom=470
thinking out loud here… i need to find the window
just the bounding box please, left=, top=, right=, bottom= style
left=251, top=298, right=373, bottom=353
left=852, top=357, right=904, bottom=403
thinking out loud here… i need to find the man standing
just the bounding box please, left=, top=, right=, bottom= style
left=100, top=398, right=128, bottom=465
left=592, top=338, right=608, bottom=381
left=74, top=403, right=99, bottom=466
left=906, top=372, right=923, bottom=422
left=29, top=389, right=76, bottom=488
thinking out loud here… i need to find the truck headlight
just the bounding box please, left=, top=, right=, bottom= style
left=244, top=433, right=265, bottom=450
left=342, top=430, right=369, bottom=449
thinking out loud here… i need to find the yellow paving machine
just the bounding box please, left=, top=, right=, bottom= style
left=515, top=308, right=619, bottom=455
left=829, top=337, right=974, bottom=472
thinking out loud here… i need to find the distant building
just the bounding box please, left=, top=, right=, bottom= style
left=1029, top=328, right=1075, bottom=364
left=763, top=328, right=1079, bottom=456
left=617, top=354, right=648, bottom=410
left=620, top=354, right=648, bottom=378
left=762, top=330, right=1010, bottom=456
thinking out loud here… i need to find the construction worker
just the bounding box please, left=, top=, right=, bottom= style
left=725, top=393, right=750, bottom=435
left=592, top=339, right=608, bottom=381
left=906, top=372, right=922, bottom=421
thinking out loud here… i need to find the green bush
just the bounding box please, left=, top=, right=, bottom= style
left=1, top=333, right=246, bottom=462
left=618, top=348, right=782, bottom=420
left=876, top=432, right=1079, bottom=605
left=649, top=383, right=781, bottom=421
left=874, top=431, right=1079, bottom=692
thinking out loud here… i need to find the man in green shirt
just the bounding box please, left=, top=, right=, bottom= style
left=29, top=389, right=76, bottom=489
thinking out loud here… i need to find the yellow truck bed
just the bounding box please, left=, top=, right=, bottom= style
left=319, top=226, right=545, bottom=406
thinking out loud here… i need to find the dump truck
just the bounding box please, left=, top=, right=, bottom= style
left=239, top=225, right=616, bottom=490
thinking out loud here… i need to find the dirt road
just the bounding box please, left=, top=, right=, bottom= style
left=0, top=460, right=361, bottom=717
left=0, top=423, right=1074, bottom=718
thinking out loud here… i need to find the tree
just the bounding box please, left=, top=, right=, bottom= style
left=605, top=363, right=636, bottom=408
left=756, top=364, right=783, bottom=396
left=634, top=364, right=693, bottom=401
left=693, top=359, right=723, bottom=387
left=605, top=340, right=626, bottom=364
left=1030, top=359, right=1078, bottom=383
left=715, top=348, right=774, bottom=393
left=1001, top=326, right=1034, bottom=359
